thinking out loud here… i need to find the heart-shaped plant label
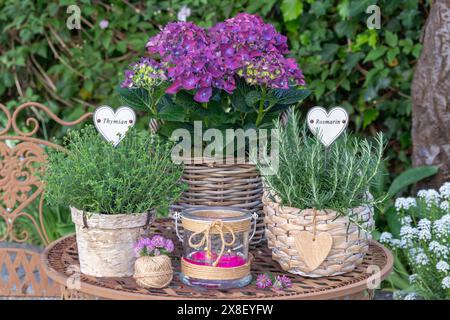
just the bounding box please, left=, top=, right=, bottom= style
left=307, top=106, right=348, bottom=147
left=294, top=231, right=333, bottom=272
left=94, top=106, right=136, bottom=146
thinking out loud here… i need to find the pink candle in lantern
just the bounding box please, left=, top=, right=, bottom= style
left=185, top=251, right=246, bottom=268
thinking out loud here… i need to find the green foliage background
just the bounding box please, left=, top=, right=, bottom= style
left=0, top=0, right=429, bottom=177
left=0, top=1, right=438, bottom=294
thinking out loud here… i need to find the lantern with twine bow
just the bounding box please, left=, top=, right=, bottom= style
left=174, top=207, right=258, bottom=289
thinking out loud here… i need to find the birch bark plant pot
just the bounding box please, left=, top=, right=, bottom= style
left=71, top=207, right=153, bottom=277
left=263, top=194, right=374, bottom=277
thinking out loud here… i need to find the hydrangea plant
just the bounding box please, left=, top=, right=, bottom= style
left=118, top=13, right=309, bottom=139
left=380, top=182, right=450, bottom=300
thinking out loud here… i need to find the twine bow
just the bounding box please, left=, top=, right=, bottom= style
left=188, top=220, right=236, bottom=267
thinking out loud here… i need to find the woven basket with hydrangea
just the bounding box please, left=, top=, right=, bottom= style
left=118, top=14, right=310, bottom=245
left=133, top=235, right=175, bottom=289
left=380, top=182, right=450, bottom=300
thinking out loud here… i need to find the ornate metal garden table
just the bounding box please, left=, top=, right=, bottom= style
left=42, top=219, right=393, bottom=300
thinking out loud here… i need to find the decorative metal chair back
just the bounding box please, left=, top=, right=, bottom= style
left=0, top=102, right=91, bottom=297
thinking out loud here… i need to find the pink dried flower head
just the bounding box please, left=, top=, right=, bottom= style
left=134, top=237, right=153, bottom=257
left=256, top=273, right=272, bottom=289
left=135, top=235, right=174, bottom=257
left=150, top=235, right=166, bottom=248
left=164, top=239, right=175, bottom=253
left=276, top=275, right=292, bottom=289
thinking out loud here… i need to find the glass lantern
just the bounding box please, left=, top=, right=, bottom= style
left=174, top=207, right=257, bottom=289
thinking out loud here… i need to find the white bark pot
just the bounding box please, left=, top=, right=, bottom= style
left=71, top=207, right=152, bottom=277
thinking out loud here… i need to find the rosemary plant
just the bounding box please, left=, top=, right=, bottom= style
left=257, top=112, right=386, bottom=215
left=42, top=126, right=184, bottom=215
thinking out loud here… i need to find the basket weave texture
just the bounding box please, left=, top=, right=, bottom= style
left=172, top=159, right=264, bottom=246
left=263, top=193, right=374, bottom=277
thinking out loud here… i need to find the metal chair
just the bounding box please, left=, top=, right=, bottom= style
left=0, top=102, right=91, bottom=298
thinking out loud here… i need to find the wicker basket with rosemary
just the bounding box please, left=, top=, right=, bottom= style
left=255, top=112, right=385, bottom=277
left=263, top=193, right=374, bottom=277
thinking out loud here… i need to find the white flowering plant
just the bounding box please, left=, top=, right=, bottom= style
left=380, top=182, right=450, bottom=300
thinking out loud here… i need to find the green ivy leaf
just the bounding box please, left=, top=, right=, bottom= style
left=281, top=0, right=303, bottom=22
left=385, top=31, right=398, bottom=47
left=363, top=46, right=388, bottom=63
left=363, top=108, right=379, bottom=128
left=412, top=44, right=422, bottom=58
left=387, top=47, right=400, bottom=63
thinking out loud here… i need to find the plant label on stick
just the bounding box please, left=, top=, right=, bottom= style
left=94, top=106, right=136, bottom=146
left=307, top=106, right=348, bottom=147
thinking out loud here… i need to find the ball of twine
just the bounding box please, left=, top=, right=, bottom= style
left=133, top=255, right=173, bottom=289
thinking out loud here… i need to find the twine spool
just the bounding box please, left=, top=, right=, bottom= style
left=133, top=255, right=173, bottom=289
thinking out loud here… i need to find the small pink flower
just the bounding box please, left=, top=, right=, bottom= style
left=276, top=275, right=292, bottom=289
left=256, top=273, right=272, bottom=289
left=99, top=20, right=109, bottom=29
left=164, top=239, right=175, bottom=253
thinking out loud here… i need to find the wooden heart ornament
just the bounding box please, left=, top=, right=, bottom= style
left=307, top=106, right=348, bottom=147
left=94, top=106, right=136, bottom=146
left=294, top=231, right=333, bottom=271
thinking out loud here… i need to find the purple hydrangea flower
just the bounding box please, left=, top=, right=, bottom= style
left=209, top=13, right=305, bottom=88
left=256, top=273, right=273, bottom=289
left=121, top=57, right=167, bottom=89
left=146, top=22, right=235, bottom=102
left=131, top=14, right=305, bottom=102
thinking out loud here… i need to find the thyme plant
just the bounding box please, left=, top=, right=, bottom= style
left=258, top=112, right=386, bottom=215
left=42, top=126, right=184, bottom=215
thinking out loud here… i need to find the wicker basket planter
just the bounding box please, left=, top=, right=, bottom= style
left=71, top=207, right=152, bottom=277
left=172, top=158, right=265, bottom=246
left=263, top=194, right=374, bottom=277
